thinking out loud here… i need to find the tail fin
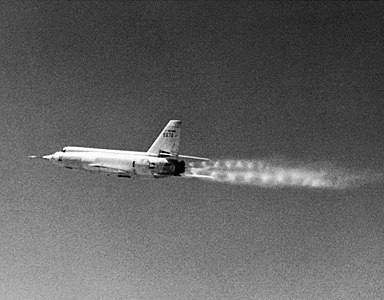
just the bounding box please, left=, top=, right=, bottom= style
left=147, top=120, right=181, bottom=157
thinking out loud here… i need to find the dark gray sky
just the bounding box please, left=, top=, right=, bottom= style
left=1, top=1, right=384, bottom=299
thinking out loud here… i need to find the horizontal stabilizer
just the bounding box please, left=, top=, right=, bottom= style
left=179, top=155, right=211, bottom=161
left=181, top=174, right=215, bottom=180
left=155, top=152, right=210, bottom=161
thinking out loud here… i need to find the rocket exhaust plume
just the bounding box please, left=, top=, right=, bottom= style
left=185, top=159, right=381, bottom=189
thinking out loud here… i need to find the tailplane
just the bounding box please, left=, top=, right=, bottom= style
left=147, top=120, right=181, bottom=157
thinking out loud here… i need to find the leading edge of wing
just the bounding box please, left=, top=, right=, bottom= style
left=87, top=163, right=128, bottom=174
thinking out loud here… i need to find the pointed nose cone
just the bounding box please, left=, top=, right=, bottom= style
left=42, top=155, right=53, bottom=160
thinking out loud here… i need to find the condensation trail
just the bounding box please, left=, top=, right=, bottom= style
left=184, top=159, right=381, bottom=189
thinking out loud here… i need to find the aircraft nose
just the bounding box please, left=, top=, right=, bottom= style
left=42, top=154, right=53, bottom=160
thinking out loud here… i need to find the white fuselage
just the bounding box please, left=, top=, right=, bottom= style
left=30, top=120, right=209, bottom=180
left=47, top=147, right=182, bottom=178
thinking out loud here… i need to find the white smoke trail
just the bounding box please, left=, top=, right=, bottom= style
left=185, top=159, right=381, bottom=189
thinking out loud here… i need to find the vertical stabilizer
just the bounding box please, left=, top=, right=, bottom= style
left=147, top=120, right=181, bottom=157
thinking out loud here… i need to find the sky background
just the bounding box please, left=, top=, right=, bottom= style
left=1, top=1, right=384, bottom=299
